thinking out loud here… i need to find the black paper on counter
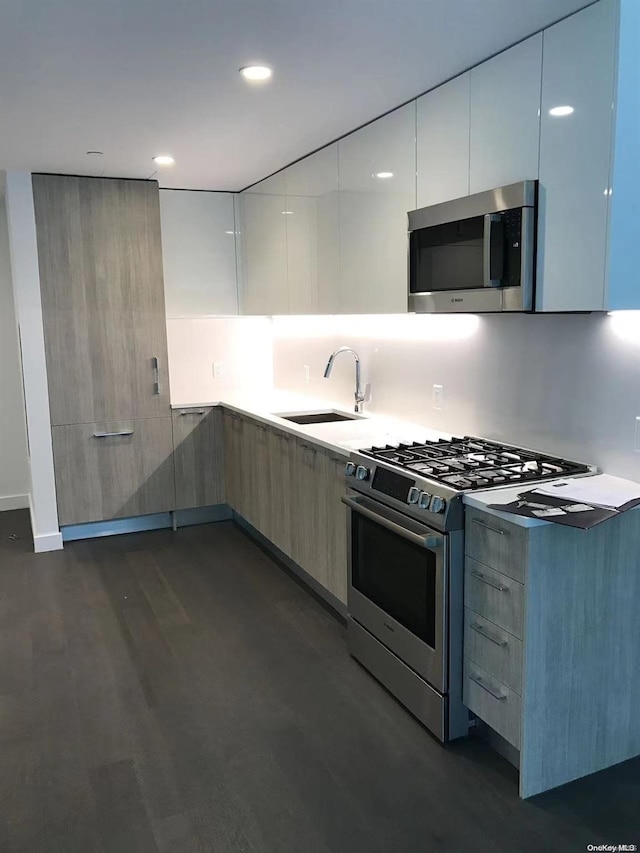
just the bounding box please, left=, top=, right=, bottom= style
left=487, top=490, right=619, bottom=529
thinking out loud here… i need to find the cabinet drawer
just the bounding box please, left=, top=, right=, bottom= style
left=464, top=557, right=524, bottom=639
left=464, top=607, right=522, bottom=694
left=465, top=507, right=527, bottom=582
left=172, top=407, right=224, bottom=510
left=464, top=658, right=521, bottom=749
left=52, top=418, right=175, bottom=525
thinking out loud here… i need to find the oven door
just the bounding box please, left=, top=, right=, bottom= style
left=343, top=492, right=447, bottom=693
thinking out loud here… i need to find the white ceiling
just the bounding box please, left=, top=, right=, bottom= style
left=0, top=0, right=591, bottom=191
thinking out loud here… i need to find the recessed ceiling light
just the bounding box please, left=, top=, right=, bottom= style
left=153, top=154, right=175, bottom=166
left=240, top=65, right=272, bottom=82
left=549, top=105, right=574, bottom=117
left=375, top=171, right=394, bottom=179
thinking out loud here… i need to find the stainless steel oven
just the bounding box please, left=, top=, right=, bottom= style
left=343, top=489, right=468, bottom=742
left=408, top=180, right=537, bottom=313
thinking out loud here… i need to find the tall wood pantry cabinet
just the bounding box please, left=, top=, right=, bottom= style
left=32, top=174, right=175, bottom=526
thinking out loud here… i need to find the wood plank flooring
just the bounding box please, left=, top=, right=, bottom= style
left=0, top=509, right=638, bottom=852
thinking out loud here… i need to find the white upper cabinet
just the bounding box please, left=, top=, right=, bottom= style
left=160, top=190, right=238, bottom=316
left=338, top=102, right=416, bottom=314
left=470, top=34, right=542, bottom=194
left=417, top=73, right=470, bottom=207
left=284, top=144, right=339, bottom=315
left=537, top=0, right=617, bottom=311
left=236, top=173, right=289, bottom=315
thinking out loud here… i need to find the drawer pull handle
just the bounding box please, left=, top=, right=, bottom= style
left=300, top=443, right=317, bottom=454
left=470, top=569, right=508, bottom=592
left=470, top=621, right=507, bottom=647
left=255, top=424, right=267, bottom=433
left=469, top=671, right=507, bottom=701
left=179, top=410, right=206, bottom=416
left=471, top=518, right=509, bottom=536
left=93, top=430, right=134, bottom=438
left=152, top=356, right=160, bottom=395
left=276, top=433, right=290, bottom=442
left=473, top=517, right=506, bottom=536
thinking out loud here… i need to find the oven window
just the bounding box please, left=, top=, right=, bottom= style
left=352, top=513, right=437, bottom=648
left=410, top=216, right=484, bottom=293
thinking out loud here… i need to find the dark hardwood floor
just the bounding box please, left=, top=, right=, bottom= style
left=0, top=509, right=638, bottom=852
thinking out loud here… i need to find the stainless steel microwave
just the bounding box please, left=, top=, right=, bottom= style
left=408, top=180, right=537, bottom=313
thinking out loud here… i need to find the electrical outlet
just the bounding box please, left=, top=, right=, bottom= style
left=303, top=364, right=310, bottom=383
left=432, top=384, right=443, bottom=410
left=212, top=362, right=225, bottom=379
left=635, top=417, right=640, bottom=452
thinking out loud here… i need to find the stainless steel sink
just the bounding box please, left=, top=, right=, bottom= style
left=277, top=411, right=360, bottom=425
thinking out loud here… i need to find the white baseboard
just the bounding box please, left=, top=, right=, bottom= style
left=0, top=494, right=29, bottom=512
left=33, top=530, right=64, bottom=553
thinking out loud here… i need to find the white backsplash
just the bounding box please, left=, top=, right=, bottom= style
left=167, top=316, right=273, bottom=404
left=272, top=312, right=640, bottom=480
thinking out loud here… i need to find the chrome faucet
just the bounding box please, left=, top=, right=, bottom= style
left=323, top=346, right=365, bottom=413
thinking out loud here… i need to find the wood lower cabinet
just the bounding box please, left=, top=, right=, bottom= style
left=172, top=407, right=224, bottom=509
left=464, top=504, right=640, bottom=798
left=223, top=411, right=348, bottom=606
left=52, top=418, right=175, bottom=526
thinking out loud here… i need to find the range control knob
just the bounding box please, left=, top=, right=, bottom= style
left=418, top=491, right=432, bottom=509
left=429, top=495, right=446, bottom=514
left=345, top=462, right=356, bottom=477
left=355, top=465, right=370, bottom=481
left=407, top=487, right=421, bottom=504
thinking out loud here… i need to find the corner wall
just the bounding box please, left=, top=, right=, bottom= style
left=0, top=190, right=29, bottom=510
left=5, top=171, right=62, bottom=551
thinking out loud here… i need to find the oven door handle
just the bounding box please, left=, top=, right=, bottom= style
left=341, top=495, right=443, bottom=550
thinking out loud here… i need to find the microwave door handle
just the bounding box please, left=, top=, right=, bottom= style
left=483, top=213, right=505, bottom=287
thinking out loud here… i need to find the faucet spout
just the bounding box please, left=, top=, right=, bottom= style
left=323, top=346, right=365, bottom=413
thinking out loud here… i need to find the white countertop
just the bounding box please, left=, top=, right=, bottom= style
left=172, top=391, right=452, bottom=458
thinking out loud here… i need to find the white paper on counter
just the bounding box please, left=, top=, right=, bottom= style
left=531, top=474, right=640, bottom=510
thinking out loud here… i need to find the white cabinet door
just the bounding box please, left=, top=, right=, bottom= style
left=338, top=102, right=415, bottom=314
left=470, top=34, right=542, bottom=194
left=537, top=0, right=616, bottom=311
left=159, top=190, right=238, bottom=316
left=417, top=73, right=470, bottom=207
left=236, top=173, right=288, bottom=315
left=284, top=144, right=339, bottom=314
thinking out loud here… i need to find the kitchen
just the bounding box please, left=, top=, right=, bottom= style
left=1, top=0, right=639, bottom=849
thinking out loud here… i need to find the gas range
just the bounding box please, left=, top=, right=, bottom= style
left=345, top=436, right=592, bottom=532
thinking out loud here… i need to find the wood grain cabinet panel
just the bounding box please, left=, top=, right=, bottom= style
left=267, top=428, right=295, bottom=557
left=172, top=407, right=224, bottom=510
left=323, top=452, right=348, bottom=604
left=463, top=607, right=522, bottom=695
left=464, top=557, right=524, bottom=639
left=52, top=418, right=175, bottom=526
left=33, top=174, right=170, bottom=425
left=465, top=506, right=528, bottom=583
left=464, top=658, right=521, bottom=749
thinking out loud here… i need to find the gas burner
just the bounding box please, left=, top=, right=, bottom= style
left=358, top=436, right=591, bottom=492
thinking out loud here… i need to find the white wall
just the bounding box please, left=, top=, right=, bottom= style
left=5, top=171, right=62, bottom=551
left=0, top=193, right=29, bottom=510
left=272, top=312, right=640, bottom=480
